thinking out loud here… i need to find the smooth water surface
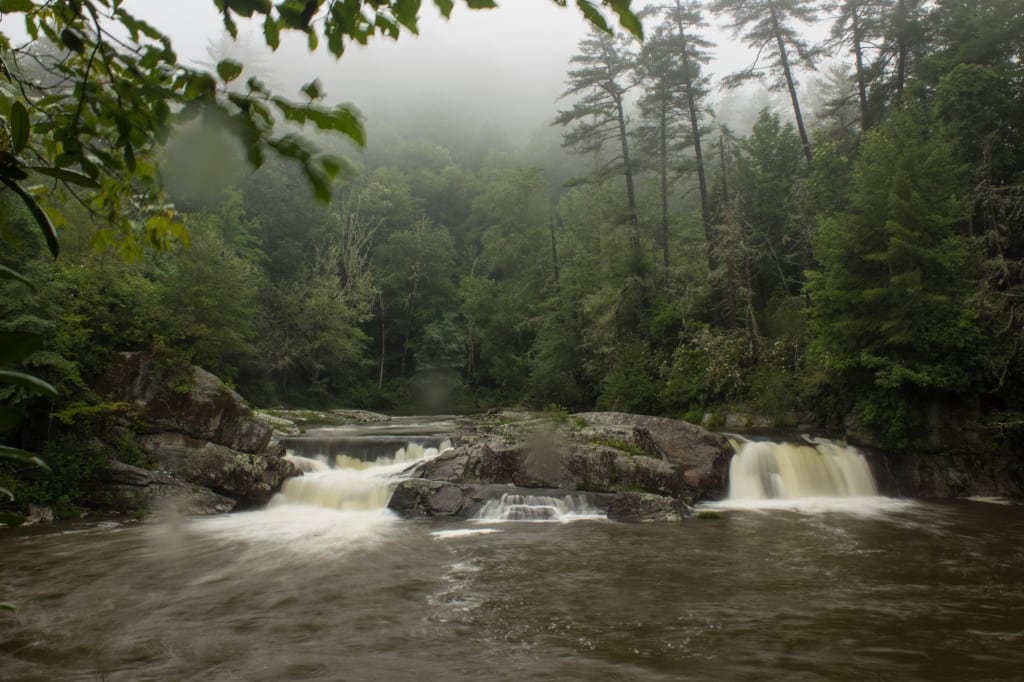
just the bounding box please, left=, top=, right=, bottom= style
left=2, top=424, right=1023, bottom=681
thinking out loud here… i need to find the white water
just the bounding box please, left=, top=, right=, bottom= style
left=273, top=440, right=451, bottom=512
left=711, top=438, right=903, bottom=515
left=475, top=492, right=606, bottom=522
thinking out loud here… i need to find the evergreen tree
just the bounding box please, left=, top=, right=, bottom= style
left=807, top=102, right=982, bottom=445
left=555, top=30, right=643, bottom=269
left=712, top=0, right=819, bottom=167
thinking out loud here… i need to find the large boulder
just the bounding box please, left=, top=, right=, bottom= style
left=94, top=352, right=300, bottom=511
left=412, top=411, right=735, bottom=503
left=399, top=409, right=737, bottom=516
left=95, top=351, right=271, bottom=453
left=387, top=480, right=616, bottom=520
left=573, top=412, right=734, bottom=494
left=89, top=460, right=237, bottom=515
left=137, top=434, right=299, bottom=508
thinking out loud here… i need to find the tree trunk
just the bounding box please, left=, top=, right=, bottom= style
left=378, top=292, right=386, bottom=390
left=658, top=92, right=670, bottom=286
left=719, top=134, right=738, bottom=329
left=673, top=0, right=717, bottom=308
left=850, top=3, right=871, bottom=131
left=769, top=2, right=813, bottom=168
left=614, top=94, right=641, bottom=265
left=549, top=214, right=561, bottom=291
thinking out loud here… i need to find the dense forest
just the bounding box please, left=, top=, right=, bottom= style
left=1, top=0, right=1022, bottom=514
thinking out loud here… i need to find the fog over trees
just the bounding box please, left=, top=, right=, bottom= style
left=2, top=0, right=1023, bottom=513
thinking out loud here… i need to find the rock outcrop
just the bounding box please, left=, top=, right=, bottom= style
left=391, top=411, right=733, bottom=522
left=94, top=352, right=300, bottom=512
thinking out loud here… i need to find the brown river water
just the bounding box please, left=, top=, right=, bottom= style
left=2, top=420, right=1023, bottom=681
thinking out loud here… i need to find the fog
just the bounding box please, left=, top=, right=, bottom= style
left=128, top=0, right=829, bottom=151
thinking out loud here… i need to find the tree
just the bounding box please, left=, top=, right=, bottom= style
left=712, top=0, right=819, bottom=167
left=0, top=1, right=643, bottom=257
left=806, top=102, right=981, bottom=446
left=823, top=0, right=890, bottom=131
left=635, top=1, right=715, bottom=286
left=555, top=30, right=643, bottom=269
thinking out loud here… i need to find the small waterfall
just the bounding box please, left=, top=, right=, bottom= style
left=273, top=440, right=450, bottom=511
left=475, top=493, right=604, bottom=522
left=284, top=454, right=330, bottom=473
left=727, top=439, right=878, bottom=500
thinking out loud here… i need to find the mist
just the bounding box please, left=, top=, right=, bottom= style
left=130, top=0, right=827, bottom=156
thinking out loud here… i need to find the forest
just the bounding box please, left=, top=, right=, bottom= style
left=1, top=0, right=1022, bottom=514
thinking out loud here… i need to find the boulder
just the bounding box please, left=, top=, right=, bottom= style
left=412, top=411, right=734, bottom=503
left=137, top=433, right=299, bottom=508
left=387, top=480, right=616, bottom=520
left=95, top=352, right=271, bottom=453
left=573, top=412, right=734, bottom=495
left=93, top=352, right=301, bottom=513
left=90, top=460, right=237, bottom=515
left=607, top=492, right=692, bottom=523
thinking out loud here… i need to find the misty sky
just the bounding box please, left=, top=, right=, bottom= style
left=122, top=1, right=830, bottom=144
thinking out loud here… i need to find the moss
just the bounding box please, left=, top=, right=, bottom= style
left=695, top=510, right=722, bottom=520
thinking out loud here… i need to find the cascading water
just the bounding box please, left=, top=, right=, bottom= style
left=727, top=438, right=878, bottom=500
left=274, top=440, right=451, bottom=511
left=475, top=492, right=605, bottom=522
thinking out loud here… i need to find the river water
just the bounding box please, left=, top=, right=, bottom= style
left=2, top=419, right=1023, bottom=681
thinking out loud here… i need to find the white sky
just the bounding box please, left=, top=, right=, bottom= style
left=122, top=1, right=831, bottom=140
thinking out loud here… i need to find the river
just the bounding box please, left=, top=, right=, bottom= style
left=2, top=418, right=1023, bottom=681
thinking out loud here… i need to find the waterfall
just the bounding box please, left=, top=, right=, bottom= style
left=273, top=440, right=451, bottom=511
left=475, top=493, right=605, bottom=522
left=727, top=439, right=878, bottom=500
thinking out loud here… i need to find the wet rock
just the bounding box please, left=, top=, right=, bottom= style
left=387, top=481, right=615, bottom=520
left=96, top=352, right=271, bottom=453
left=573, top=412, right=734, bottom=495
left=607, top=492, right=691, bottom=523
left=137, top=433, right=299, bottom=508
left=329, top=409, right=391, bottom=424
left=91, top=460, right=236, bottom=515
left=387, top=480, right=520, bottom=519
left=26, top=505, right=54, bottom=524
left=93, top=352, right=301, bottom=513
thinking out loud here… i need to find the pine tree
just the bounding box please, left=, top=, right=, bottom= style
left=555, top=30, right=643, bottom=269
left=712, top=0, right=819, bottom=167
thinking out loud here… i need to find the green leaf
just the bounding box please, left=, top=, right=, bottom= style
left=606, top=0, right=642, bottom=39
left=392, top=0, right=420, bottom=32
left=301, top=78, right=323, bottom=100
left=27, top=166, right=100, bottom=188
left=575, top=0, right=610, bottom=34
left=0, top=0, right=34, bottom=12
left=60, top=27, right=86, bottom=52
left=0, top=485, right=13, bottom=501
left=225, top=0, right=272, bottom=18
left=263, top=16, right=280, bottom=50
left=0, top=177, right=58, bottom=258
left=0, top=331, right=43, bottom=365
left=0, top=369, right=58, bottom=398
left=0, top=445, right=51, bottom=472
left=465, top=0, right=497, bottom=7
left=217, top=59, right=244, bottom=83
left=433, top=0, right=453, bottom=18
left=10, top=100, right=29, bottom=153
left=0, top=264, right=35, bottom=290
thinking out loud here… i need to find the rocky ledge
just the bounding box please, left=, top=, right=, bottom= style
left=387, top=409, right=735, bottom=523
left=91, top=352, right=300, bottom=514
